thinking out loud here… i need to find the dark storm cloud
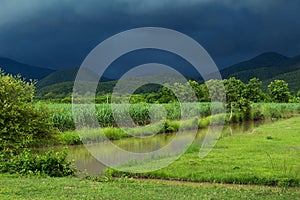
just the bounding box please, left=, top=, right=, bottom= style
left=0, top=0, right=300, bottom=69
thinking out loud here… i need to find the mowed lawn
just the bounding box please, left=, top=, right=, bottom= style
left=0, top=174, right=299, bottom=200
left=111, top=117, right=300, bottom=187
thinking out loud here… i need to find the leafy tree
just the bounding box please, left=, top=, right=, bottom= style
left=205, top=79, right=226, bottom=102
left=157, top=84, right=177, bottom=103
left=187, top=80, right=204, bottom=101
left=145, top=93, right=160, bottom=103
left=198, top=83, right=210, bottom=102
left=0, top=71, right=54, bottom=152
left=223, top=77, right=251, bottom=120
left=172, top=82, right=197, bottom=102
left=223, top=77, right=246, bottom=104
left=231, top=97, right=251, bottom=120
left=268, top=80, right=291, bottom=103
left=130, top=94, right=146, bottom=103
left=244, top=78, right=265, bottom=102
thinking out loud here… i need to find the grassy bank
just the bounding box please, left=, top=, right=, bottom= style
left=56, top=115, right=224, bottom=144
left=0, top=174, right=299, bottom=200
left=56, top=104, right=300, bottom=145
left=109, top=117, right=300, bottom=187
left=45, top=102, right=300, bottom=144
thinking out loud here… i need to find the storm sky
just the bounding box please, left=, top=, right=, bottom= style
left=0, top=0, right=300, bottom=71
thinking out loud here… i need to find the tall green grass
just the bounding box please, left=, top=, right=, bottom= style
left=46, top=103, right=300, bottom=132
left=251, top=103, right=300, bottom=120
left=47, top=103, right=219, bottom=131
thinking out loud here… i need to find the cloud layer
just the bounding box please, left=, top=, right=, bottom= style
left=0, top=0, right=299, bottom=70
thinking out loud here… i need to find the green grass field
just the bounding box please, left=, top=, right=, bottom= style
left=110, top=117, right=300, bottom=187
left=0, top=174, right=299, bottom=200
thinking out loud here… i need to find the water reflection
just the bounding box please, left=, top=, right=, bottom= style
left=67, top=120, right=264, bottom=176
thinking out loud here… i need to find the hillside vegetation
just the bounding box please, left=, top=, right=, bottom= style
left=35, top=52, right=300, bottom=98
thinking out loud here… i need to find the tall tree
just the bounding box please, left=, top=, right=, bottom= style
left=157, top=84, right=176, bottom=103
left=223, top=77, right=251, bottom=119
left=223, top=77, right=246, bottom=104
left=268, top=80, right=291, bottom=103
left=205, top=79, right=226, bottom=102
left=244, top=78, right=265, bottom=102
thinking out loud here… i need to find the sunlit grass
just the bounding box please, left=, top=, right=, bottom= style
left=110, top=117, right=300, bottom=187
left=0, top=174, right=299, bottom=200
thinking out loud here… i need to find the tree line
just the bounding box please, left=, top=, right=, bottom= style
left=62, top=77, right=298, bottom=104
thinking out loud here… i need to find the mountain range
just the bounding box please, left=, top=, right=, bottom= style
left=219, top=52, right=300, bottom=83
left=1, top=51, right=300, bottom=98
left=0, top=57, right=55, bottom=80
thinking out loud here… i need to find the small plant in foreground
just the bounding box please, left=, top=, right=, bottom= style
left=0, top=148, right=76, bottom=177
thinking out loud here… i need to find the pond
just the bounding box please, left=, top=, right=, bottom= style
left=65, top=120, right=265, bottom=176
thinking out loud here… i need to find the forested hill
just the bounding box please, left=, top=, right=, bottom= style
left=1, top=51, right=300, bottom=97
left=219, top=52, right=300, bottom=84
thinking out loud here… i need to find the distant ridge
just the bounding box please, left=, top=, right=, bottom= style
left=0, top=57, right=55, bottom=80
left=36, top=67, right=113, bottom=89
left=1, top=51, right=299, bottom=96
left=220, top=52, right=289, bottom=79
left=220, top=52, right=300, bottom=83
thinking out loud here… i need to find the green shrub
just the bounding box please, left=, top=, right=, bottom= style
left=0, top=71, right=75, bottom=177
left=0, top=148, right=76, bottom=177
left=0, top=71, right=54, bottom=151
left=103, top=127, right=128, bottom=140
left=198, top=117, right=211, bottom=128
left=164, top=120, right=180, bottom=132
left=57, top=131, right=81, bottom=145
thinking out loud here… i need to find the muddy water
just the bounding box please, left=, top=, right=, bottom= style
left=65, top=120, right=264, bottom=176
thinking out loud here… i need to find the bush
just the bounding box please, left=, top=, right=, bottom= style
left=0, top=71, right=74, bottom=177
left=0, top=71, right=54, bottom=151
left=0, top=148, right=76, bottom=177
left=56, top=131, right=81, bottom=145
left=164, top=120, right=180, bottom=132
